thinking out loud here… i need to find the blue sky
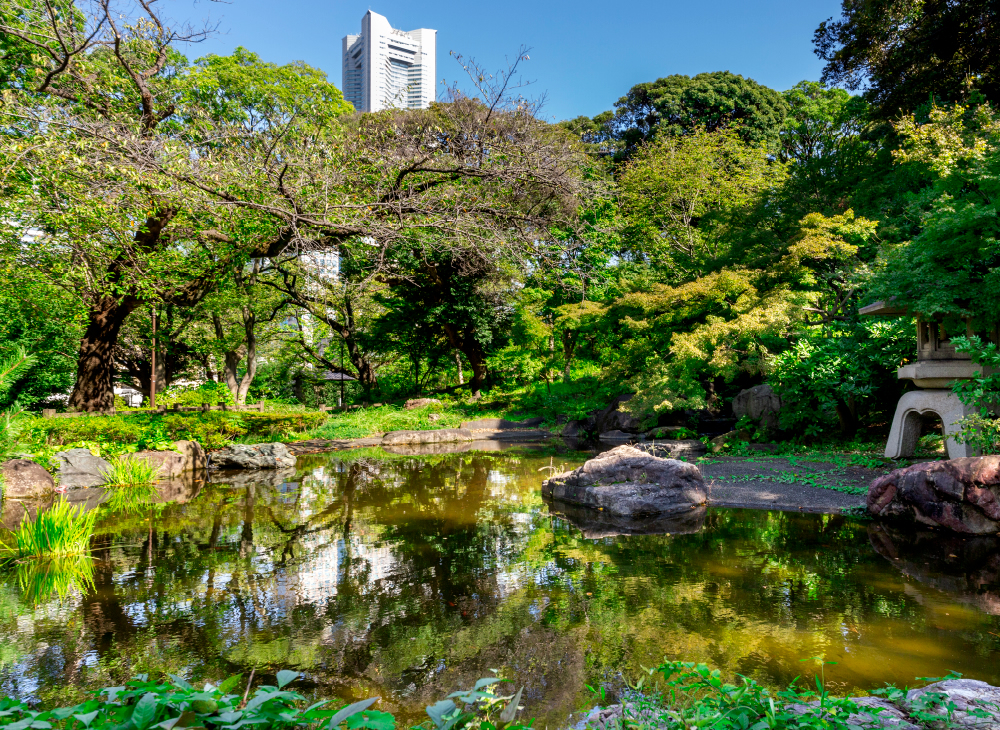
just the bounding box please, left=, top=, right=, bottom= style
left=176, top=0, right=845, bottom=122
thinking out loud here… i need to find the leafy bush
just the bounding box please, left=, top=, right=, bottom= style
left=950, top=335, right=1000, bottom=453
left=605, top=660, right=988, bottom=730
left=24, top=411, right=329, bottom=454
left=0, top=672, right=527, bottom=730
left=159, top=381, right=235, bottom=408
left=770, top=319, right=913, bottom=439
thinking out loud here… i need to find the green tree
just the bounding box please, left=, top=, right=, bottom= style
left=815, top=0, right=1000, bottom=117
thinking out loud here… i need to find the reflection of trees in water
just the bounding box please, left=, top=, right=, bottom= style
left=2, top=455, right=1000, bottom=719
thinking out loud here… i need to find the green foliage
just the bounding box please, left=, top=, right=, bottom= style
left=770, top=320, right=914, bottom=438
left=101, top=457, right=161, bottom=488
left=613, top=660, right=976, bottom=730
left=158, top=382, right=235, bottom=408
left=0, top=673, right=533, bottom=730
left=12, top=555, right=95, bottom=605
left=871, top=104, right=1000, bottom=324
left=2, top=500, right=96, bottom=559
left=23, top=411, right=327, bottom=454
left=814, top=0, right=1000, bottom=117
left=950, top=335, right=1000, bottom=453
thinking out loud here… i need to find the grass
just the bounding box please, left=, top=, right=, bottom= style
left=3, top=499, right=96, bottom=559
left=101, top=456, right=162, bottom=515
left=101, top=455, right=161, bottom=487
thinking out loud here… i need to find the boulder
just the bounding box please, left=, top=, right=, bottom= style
left=644, top=439, right=707, bottom=460
left=594, top=394, right=644, bottom=434
left=208, top=442, right=297, bottom=470
left=732, top=384, right=782, bottom=431
left=0, top=459, right=55, bottom=499
left=542, top=445, right=707, bottom=517
left=382, top=428, right=473, bottom=445
left=404, top=398, right=442, bottom=410
left=56, top=448, right=112, bottom=489
left=868, top=455, right=1000, bottom=534
left=131, top=441, right=206, bottom=479
left=906, top=679, right=1000, bottom=728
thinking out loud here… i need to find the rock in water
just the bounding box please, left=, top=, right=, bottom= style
left=868, top=456, right=1000, bottom=534
left=57, top=448, right=112, bottom=489
left=1, top=459, right=54, bottom=499
left=209, top=443, right=296, bottom=470
left=542, top=445, right=706, bottom=517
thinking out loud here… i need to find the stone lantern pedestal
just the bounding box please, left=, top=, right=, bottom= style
left=860, top=302, right=994, bottom=460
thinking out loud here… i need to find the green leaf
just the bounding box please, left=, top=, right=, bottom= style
left=72, top=712, right=98, bottom=728
left=498, top=687, right=523, bottom=726
left=131, top=693, right=158, bottom=730
left=425, top=700, right=456, bottom=730
left=347, top=710, right=394, bottom=730
left=327, top=698, right=379, bottom=729
left=275, top=670, right=299, bottom=689
left=473, top=678, right=505, bottom=691
left=168, top=675, right=192, bottom=691
left=218, top=675, right=243, bottom=695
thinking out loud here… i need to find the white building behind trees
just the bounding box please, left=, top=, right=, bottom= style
left=342, top=10, right=437, bottom=112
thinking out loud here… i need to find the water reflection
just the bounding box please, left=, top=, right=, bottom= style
left=0, top=447, right=997, bottom=724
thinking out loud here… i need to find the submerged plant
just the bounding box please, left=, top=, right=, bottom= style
left=4, top=500, right=96, bottom=559
left=102, top=456, right=161, bottom=488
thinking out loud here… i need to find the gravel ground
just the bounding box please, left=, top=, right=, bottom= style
left=699, top=455, right=889, bottom=513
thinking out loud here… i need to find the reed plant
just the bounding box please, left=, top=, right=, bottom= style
left=101, top=456, right=161, bottom=487
left=4, top=500, right=96, bottom=559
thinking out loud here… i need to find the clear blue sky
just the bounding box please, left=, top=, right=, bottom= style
left=175, top=0, right=844, bottom=122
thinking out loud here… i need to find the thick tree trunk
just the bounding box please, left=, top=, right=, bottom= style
left=68, top=295, right=140, bottom=411
left=454, top=350, right=464, bottom=385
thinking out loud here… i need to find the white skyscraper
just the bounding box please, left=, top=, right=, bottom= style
left=342, top=11, right=436, bottom=112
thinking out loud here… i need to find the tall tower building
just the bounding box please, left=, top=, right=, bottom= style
left=342, top=11, right=437, bottom=112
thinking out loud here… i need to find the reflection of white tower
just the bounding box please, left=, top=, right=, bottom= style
left=342, top=10, right=437, bottom=112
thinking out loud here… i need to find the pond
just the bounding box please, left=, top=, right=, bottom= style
left=1, top=444, right=999, bottom=725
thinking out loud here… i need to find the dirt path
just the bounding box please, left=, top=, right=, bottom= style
left=699, top=455, right=887, bottom=513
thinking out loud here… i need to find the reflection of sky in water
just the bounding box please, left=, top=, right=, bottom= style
left=0, top=449, right=999, bottom=723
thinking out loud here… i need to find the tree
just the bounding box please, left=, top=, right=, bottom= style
left=601, top=71, right=789, bottom=159
left=815, top=0, right=1000, bottom=117
left=870, top=103, right=1000, bottom=325
left=617, top=128, right=786, bottom=279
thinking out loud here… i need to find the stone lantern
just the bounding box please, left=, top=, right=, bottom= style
left=859, top=301, right=996, bottom=459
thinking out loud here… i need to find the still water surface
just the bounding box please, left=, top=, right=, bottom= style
left=1, top=446, right=999, bottom=723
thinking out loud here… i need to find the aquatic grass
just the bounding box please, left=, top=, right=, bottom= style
left=101, top=455, right=161, bottom=487
left=3, top=500, right=96, bottom=559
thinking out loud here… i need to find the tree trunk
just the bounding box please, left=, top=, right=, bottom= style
left=68, top=295, right=140, bottom=411
left=562, top=330, right=577, bottom=380
left=455, top=350, right=464, bottom=385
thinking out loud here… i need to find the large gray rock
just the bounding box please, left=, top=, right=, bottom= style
left=905, top=679, right=1000, bottom=728
left=56, top=448, right=111, bottom=489
left=382, top=428, right=474, bottom=445
left=131, top=440, right=206, bottom=478
left=732, top=384, right=782, bottom=431
left=209, top=442, right=296, bottom=470
left=1, top=459, right=55, bottom=499
left=542, top=445, right=707, bottom=517
left=868, top=455, right=1000, bottom=534
left=594, top=394, right=644, bottom=434
left=598, top=429, right=636, bottom=441
left=643, top=439, right=707, bottom=459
